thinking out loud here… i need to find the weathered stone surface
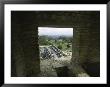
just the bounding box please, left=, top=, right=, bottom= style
left=11, top=11, right=100, bottom=77
left=55, top=66, right=69, bottom=77
left=40, top=45, right=64, bottom=59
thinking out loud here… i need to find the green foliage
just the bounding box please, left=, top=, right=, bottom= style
left=39, top=35, right=72, bottom=51
left=57, top=44, right=62, bottom=50
left=39, top=36, right=51, bottom=45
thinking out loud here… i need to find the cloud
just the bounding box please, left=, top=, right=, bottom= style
left=38, top=27, right=73, bottom=36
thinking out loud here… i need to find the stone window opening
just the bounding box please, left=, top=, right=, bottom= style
left=38, top=27, right=73, bottom=77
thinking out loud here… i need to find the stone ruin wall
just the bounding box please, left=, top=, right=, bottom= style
left=11, top=11, right=100, bottom=76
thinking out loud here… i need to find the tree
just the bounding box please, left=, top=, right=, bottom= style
left=57, top=44, right=62, bottom=50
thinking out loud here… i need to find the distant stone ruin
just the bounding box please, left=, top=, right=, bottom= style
left=39, top=45, right=64, bottom=59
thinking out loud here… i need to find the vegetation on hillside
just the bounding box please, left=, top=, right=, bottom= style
left=39, top=35, right=72, bottom=51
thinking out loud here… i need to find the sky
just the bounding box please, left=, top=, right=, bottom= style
left=38, top=27, right=73, bottom=36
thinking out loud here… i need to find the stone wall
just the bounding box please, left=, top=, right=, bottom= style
left=71, top=12, right=100, bottom=76
left=11, top=12, right=40, bottom=76
left=11, top=11, right=100, bottom=76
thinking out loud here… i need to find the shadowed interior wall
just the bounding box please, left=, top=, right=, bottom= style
left=11, top=11, right=100, bottom=77
left=11, top=12, right=40, bottom=76
left=71, top=13, right=100, bottom=76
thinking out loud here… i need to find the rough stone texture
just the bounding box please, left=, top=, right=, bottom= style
left=11, top=11, right=100, bottom=77
left=11, top=12, right=40, bottom=77
left=71, top=12, right=100, bottom=76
